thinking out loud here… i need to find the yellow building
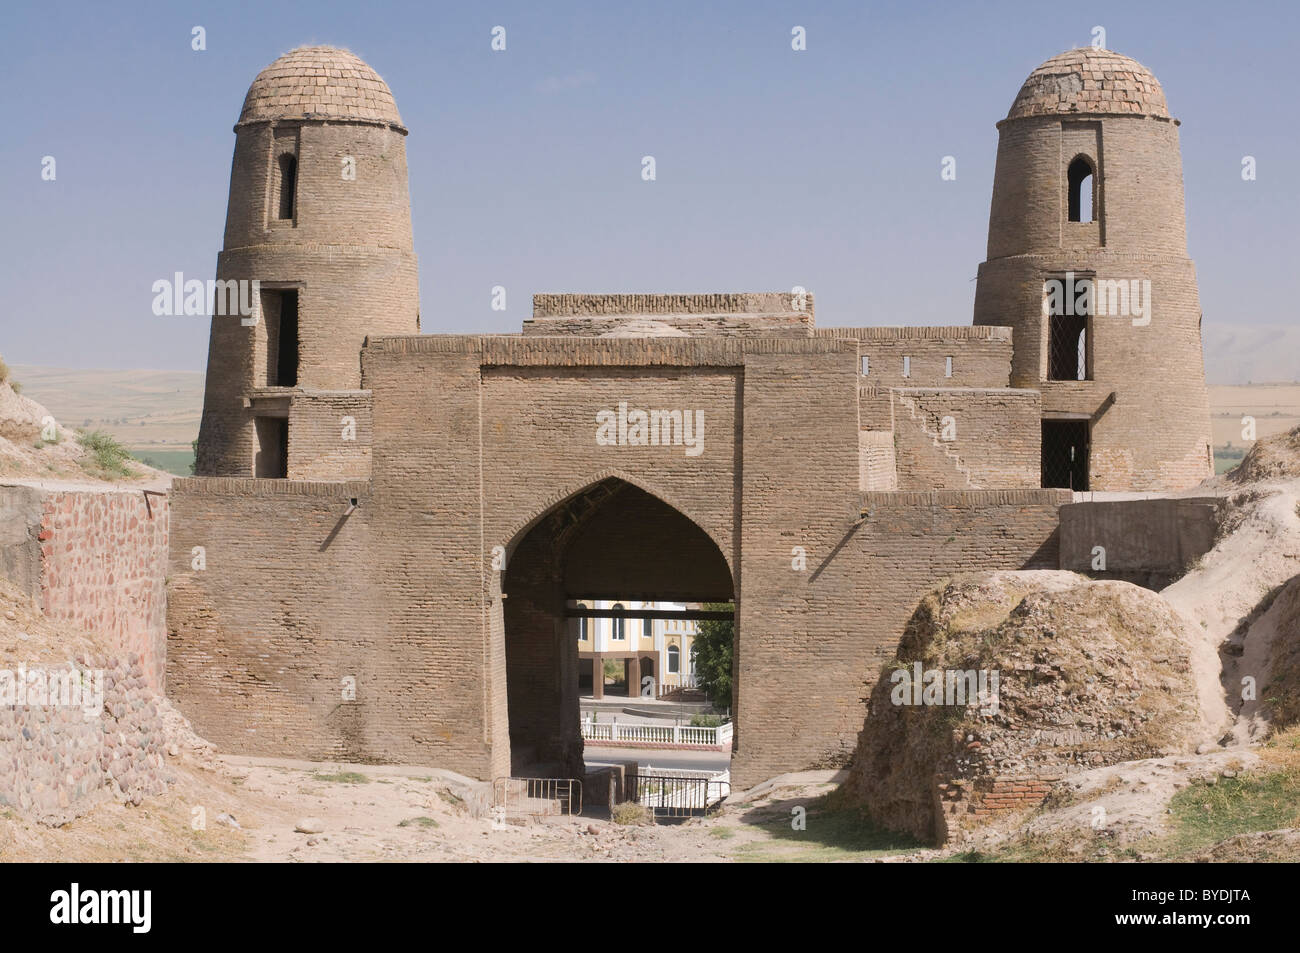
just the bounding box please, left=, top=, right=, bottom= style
left=572, top=600, right=698, bottom=699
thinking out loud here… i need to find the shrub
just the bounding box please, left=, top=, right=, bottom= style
left=611, top=802, right=653, bottom=826
left=690, top=713, right=725, bottom=728
left=76, top=430, right=134, bottom=477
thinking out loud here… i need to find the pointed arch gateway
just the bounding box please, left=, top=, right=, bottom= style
left=494, top=476, right=735, bottom=779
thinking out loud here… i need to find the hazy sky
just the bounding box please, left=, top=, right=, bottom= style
left=2, top=0, right=1296, bottom=372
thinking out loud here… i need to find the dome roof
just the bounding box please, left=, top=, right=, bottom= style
left=238, top=46, right=404, bottom=129
left=1007, top=48, right=1169, bottom=121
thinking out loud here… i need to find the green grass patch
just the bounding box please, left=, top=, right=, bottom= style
left=398, top=816, right=439, bottom=828
left=311, top=771, right=370, bottom=785
left=76, top=429, right=135, bottom=478
left=731, top=796, right=924, bottom=863
left=1157, top=767, right=1300, bottom=858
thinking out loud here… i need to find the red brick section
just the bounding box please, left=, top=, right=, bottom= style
left=938, top=772, right=1064, bottom=841
left=38, top=490, right=169, bottom=690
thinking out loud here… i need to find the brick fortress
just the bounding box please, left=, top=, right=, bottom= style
left=168, top=47, right=1213, bottom=788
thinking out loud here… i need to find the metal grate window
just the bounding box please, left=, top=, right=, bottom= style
left=1048, top=314, right=1087, bottom=381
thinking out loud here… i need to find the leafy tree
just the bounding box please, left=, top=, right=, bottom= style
left=691, top=602, right=734, bottom=709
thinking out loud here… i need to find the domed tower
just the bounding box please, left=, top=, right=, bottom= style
left=973, top=48, right=1212, bottom=492
left=195, top=46, right=419, bottom=477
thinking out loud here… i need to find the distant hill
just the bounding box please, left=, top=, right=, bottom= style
left=1203, top=324, right=1300, bottom=387
left=8, top=365, right=203, bottom=475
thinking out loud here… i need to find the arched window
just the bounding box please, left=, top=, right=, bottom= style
left=1067, top=156, right=1095, bottom=223
left=667, top=644, right=680, bottom=674
left=578, top=616, right=588, bottom=641
left=276, top=153, right=297, bottom=220
left=611, top=604, right=625, bottom=640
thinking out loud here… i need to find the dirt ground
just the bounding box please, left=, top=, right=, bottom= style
left=5, top=743, right=1297, bottom=863
left=0, top=755, right=878, bottom=863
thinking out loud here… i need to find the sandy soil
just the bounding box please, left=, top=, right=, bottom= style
left=2, top=756, right=865, bottom=863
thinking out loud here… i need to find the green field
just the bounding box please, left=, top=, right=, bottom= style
left=130, top=448, right=195, bottom=476
left=1214, top=448, right=1245, bottom=475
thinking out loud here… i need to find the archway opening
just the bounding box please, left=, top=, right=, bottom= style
left=1067, top=155, right=1095, bottom=223
left=502, top=478, right=734, bottom=782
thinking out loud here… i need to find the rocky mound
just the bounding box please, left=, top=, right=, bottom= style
left=1228, top=424, right=1300, bottom=484
left=1257, top=575, right=1300, bottom=729
left=0, top=578, right=213, bottom=825
left=0, top=372, right=56, bottom=445
left=836, top=571, right=1208, bottom=844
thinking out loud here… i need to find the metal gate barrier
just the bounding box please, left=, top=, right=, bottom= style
left=631, top=774, right=730, bottom=818
left=491, top=777, right=583, bottom=821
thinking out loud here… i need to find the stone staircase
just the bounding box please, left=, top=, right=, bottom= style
left=892, top=390, right=977, bottom=489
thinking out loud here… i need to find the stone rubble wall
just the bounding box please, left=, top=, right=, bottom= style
left=0, top=655, right=179, bottom=826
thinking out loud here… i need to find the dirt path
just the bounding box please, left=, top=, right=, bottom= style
left=2, top=754, right=897, bottom=863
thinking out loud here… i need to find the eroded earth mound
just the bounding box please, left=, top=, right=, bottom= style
left=837, top=571, right=1209, bottom=844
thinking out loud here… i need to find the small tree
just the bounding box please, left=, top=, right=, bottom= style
left=691, top=602, right=733, bottom=710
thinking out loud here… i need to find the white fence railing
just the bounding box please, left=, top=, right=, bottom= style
left=634, top=769, right=731, bottom=812
left=581, top=717, right=733, bottom=747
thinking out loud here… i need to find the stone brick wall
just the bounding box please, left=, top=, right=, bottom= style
left=1059, top=496, right=1222, bottom=587
left=287, top=390, right=373, bottom=480
left=857, top=384, right=892, bottom=430
left=818, top=326, right=1014, bottom=389
left=166, top=478, right=377, bottom=762
left=892, top=410, right=971, bottom=490
left=893, top=388, right=1041, bottom=488
left=0, top=486, right=170, bottom=691
left=365, top=335, right=748, bottom=781
left=524, top=293, right=814, bottom=338
left=859, top=431, right=897, bottom=491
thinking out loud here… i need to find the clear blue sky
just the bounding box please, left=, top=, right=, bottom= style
left=1, top=0, right=1296, bottom=372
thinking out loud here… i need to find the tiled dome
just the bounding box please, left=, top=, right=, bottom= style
left=238, top=46, right=404, bottom=129
left=1007, top=48, right=1169, bottom=120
